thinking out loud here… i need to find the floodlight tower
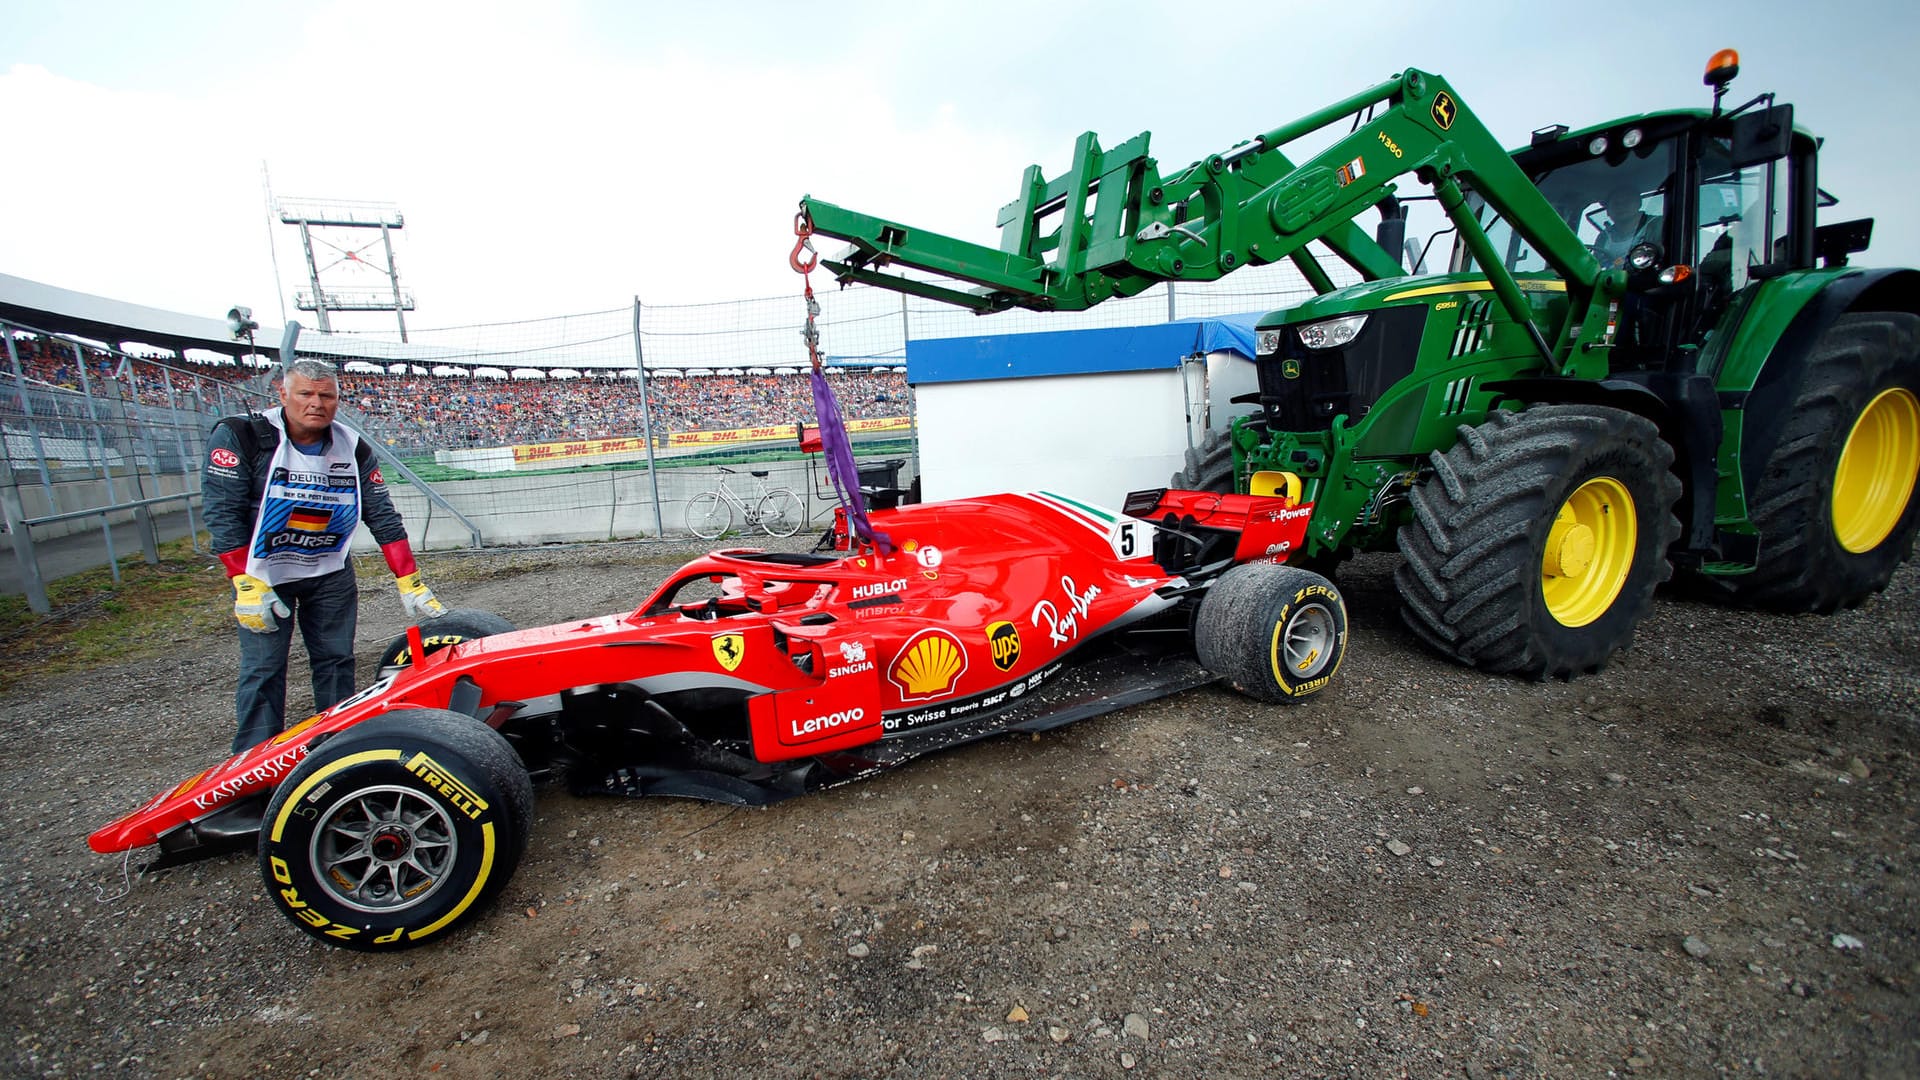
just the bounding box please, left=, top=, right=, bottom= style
left=277, top=196, right=415, bottom=340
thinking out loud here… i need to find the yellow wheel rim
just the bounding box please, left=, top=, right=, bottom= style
left=1832, top=387, right=1920, bottom=554
left=1540, top=476, right=1638, bottom=628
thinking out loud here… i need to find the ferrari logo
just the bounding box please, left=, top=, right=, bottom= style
left=1430, top=91, right=1457, bottom=131
left=1281, top=358, right=1302, bottom=380
left=712, top=633, right=745, bottom=672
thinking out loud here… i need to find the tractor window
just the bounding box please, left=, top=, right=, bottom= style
left=1466, top=193, right=1550, bottom=274
left=1696, top=145, right=1787, bottom=293
left=1458, top=136, right=1675, bottom=275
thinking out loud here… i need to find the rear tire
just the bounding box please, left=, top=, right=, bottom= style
left=1172, top=427, right=1235, bottom=492
left=756, top=488, right=803, bottom=537
left=258, top=709, right=533, bottom=952
left=686, top=491, right=730, bottom=540
left=1194, top=562, right=1347, bottom=703
left=1395, top=405, right=1681, bottom=679
left=376, top=609, right=516, bottom=674
left=1698, top=311, right=1920, bottom=611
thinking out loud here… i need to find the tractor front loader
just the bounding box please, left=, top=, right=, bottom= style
left=801, top=51, right=1920, bottom=679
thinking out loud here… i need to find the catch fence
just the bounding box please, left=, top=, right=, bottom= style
left=5, top=255, right=1341, bottom=609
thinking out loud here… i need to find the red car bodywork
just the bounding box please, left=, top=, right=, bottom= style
left=91, top=488, right=1315, bottom=861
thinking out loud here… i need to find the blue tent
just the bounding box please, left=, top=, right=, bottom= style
left=905, top=312, right=1262, bottom=386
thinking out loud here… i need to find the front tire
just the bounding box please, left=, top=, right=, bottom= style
left=1194, top=561, right=1348, bottom=703
left=1705, top=311, right=1920, bottom=611
left=258, top=709, right=534, bottom=952
left=686, top=491, right=730, bottom=540
left=1395, top=405, right=1681, bottom=679
left=376, top=608, right=516, bottom=674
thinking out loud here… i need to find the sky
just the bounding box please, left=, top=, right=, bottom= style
left=4, top=0, right=1919, bottom=337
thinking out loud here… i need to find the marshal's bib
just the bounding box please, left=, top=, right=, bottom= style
left=243, top=408, right=362, bottom=585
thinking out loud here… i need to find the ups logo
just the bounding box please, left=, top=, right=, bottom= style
left=987, top=621, right=1022, bottom=672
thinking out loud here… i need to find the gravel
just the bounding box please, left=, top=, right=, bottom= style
left=2, top=538, right=1916, bottom=1078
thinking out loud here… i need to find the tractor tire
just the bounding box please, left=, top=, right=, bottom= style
left=376, top=608, right=517, bottom=675
left=1394, top=405, right=1681, bottom=679
left=257, top=709, right=534, bottom=952
left=1172, top=427, right=1235, bottom=492
left=1696, top=311, right=1920, bottom=612
left=1194, top=561, right=1347, bottom=703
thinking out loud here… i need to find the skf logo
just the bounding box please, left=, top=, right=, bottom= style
left=712, top=632, right=745, bottom=671
left=209, top=448, right=240, bottom=468
left=1430, top=91, right=1457, bottom=131
left=987, top=621, right=1022, bottom=672
left=1281, top=358, right=1302, bottom=380
left=888, top=629, right=967, bottom=701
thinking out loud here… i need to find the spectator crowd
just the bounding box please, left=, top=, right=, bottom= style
left=347, top=369, right=909, bottom=450
left=9, top=331, right=910, bottom=451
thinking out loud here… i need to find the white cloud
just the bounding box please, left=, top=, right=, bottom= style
left=4, top=0, right=1918, bottom=333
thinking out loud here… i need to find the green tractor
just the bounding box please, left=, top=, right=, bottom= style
left=800, top=50, right=1919, bottom=678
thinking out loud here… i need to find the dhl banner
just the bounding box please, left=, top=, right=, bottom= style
left=664, top=416, right=911, bottom=449
left=512, top=436, right=650, bottom=465
left=510, top=418, right=913, bottom=460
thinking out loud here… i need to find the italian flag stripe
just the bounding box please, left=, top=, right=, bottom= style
left=1017, top=492, right=1111, bottom=536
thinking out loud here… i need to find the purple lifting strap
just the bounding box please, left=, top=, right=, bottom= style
left=810, top=367, right=892, bottom=553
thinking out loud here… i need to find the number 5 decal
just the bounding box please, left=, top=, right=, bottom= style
left=1109, top=519, right=1151, bottom=560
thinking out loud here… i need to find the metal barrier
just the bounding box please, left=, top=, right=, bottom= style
left=0, top=489, right=199, bottom=613
left=3, top=319, right=275, bottom=612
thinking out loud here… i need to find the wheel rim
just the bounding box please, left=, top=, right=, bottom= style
left=1271, top=601, right=1336, bottom=681
left=760, top=491, right=801, bottom=537
left=1832, top=386, right=1920, bottom=554
left=1540, top=476, right=1638, bottom=628
left=310, top=785, right=458, bottom=914
left=689, top=494, right=728, bottom=539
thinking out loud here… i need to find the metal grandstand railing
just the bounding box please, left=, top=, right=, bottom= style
left=0, top=318, right=482, bottom=613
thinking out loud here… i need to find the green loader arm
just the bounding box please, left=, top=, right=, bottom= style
left=803, top=68, right=1618, bottom=373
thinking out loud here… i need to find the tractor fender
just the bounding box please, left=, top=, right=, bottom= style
left=1736, top=268, right=1920, bottom=499
left=1476, top=375, right=1721, bottom=556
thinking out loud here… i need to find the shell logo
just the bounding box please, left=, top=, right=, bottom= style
left=887, top=629, right=968, bottom=702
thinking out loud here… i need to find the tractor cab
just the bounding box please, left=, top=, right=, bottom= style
left=1454, top=49, right=1844, bottom=371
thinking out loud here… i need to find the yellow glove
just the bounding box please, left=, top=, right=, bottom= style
left=396, top=571, right=446, bottom=619
left=232, top=574, right=290, bottom=634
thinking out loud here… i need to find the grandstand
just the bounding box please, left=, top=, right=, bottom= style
left=2, top=274, right=912, bottom=461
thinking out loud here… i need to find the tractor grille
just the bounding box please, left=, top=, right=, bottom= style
left=1256, top=304, right=1428, bottom=431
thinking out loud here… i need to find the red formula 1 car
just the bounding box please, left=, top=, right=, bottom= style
left=91, top=488, right=1347, bottom=951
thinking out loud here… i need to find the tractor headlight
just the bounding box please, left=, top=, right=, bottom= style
left=1256, top=329, right=1283, bottom=356
left=1295, top=313, right=1369, bottom=350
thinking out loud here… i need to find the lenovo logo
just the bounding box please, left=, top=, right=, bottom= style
left=791, top=707, right=866, bottom=739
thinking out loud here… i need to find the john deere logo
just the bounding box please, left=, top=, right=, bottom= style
left=1281, top=358, right=1302, bottom=380
left=1430, top=91, right=1457, bottom=131
left=987, top=621, right=1022, bottom=672
left=712, top=632, right=745, bottom=672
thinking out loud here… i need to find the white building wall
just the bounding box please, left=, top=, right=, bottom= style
left=917, top=369, right=1187, bottom=508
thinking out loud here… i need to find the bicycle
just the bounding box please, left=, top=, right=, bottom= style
left=686, top=466, right=804, bottom=540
